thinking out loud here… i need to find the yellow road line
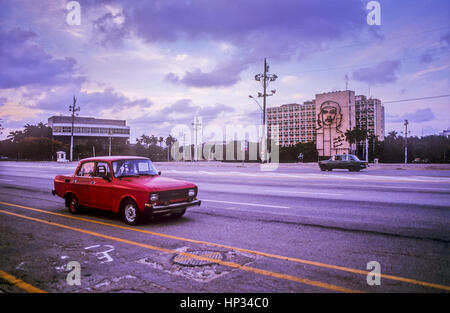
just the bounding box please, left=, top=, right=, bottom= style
left=0, top=269, right=46, bottom=293
left=1, top=200, right=449, bottom=292
left=0, top=208, right=361, bottom=293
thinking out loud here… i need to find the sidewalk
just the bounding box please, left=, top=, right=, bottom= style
left=153, top=161, right=450, bottom=170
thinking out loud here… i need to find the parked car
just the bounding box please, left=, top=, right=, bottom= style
left=318, top=154, right=368, bottom=172
left=52, top=156, right=201, bottom=225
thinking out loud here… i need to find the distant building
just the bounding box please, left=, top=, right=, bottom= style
left=439, top=128, right=450, bottom=138
left=267, top=101, right=316, bottom=147
left=266, top=90, right=385, bottom=157
left=48, top=116, right=130, bottom=147
left=355, top=95, right=385, bottom=141
left=315, top=90, right=356, bottom=157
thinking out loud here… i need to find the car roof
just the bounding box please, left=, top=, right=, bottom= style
left=79, top=156, right=150, bottom=162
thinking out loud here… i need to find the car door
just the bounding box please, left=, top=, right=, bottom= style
left=341, top=155, right=351, bottom=169
left=72, top=161, right=95, bottom=206
left=330, top=155, right=341, bottom=169
left=89, top=162, right=112, bottom=210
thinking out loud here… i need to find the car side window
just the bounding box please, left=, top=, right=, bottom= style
left=77, top=162, right=95, bottom=177
left=93, top=162, right=110, bottom=177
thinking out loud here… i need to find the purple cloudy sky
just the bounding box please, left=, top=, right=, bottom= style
left=0, top=0, right=449, bottom=141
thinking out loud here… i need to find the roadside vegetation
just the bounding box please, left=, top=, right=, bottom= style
left=0, top=122, right=448, bottom=163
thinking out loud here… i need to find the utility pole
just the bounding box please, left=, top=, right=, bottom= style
left=365, top=103, right=369, bottom=163
left=108, top=128, right=112, bottom=156
left=192, top=116, right=202, bottom=162
left=69, top=96, right=80, bottom=162
left=254, top=58, right=278, bottom=163
left=404, top=119, right=409, bottom=164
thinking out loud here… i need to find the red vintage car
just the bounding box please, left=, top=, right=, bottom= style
left=52, top=156, right=201, bottom=225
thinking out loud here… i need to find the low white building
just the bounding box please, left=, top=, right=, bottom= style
left=56, top=151, right=67, bottom=162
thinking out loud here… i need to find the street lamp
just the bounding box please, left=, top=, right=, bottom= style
left=69, top=96, right=80, bottom=162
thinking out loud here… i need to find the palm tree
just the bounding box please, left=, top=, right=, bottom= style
left=7, top=130, right=25, bottom=143
left=149, top=135, right=158, bottom=146
left=345, top=126, right=369, bottom=156
left=165, top=135, right=177, bottom=161
left=158, top=136, right=164, bottom=148
left=387, top=130, right=398, bottom=140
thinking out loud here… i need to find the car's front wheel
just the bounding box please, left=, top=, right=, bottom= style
left=122, top=199, right=141, bottom=225
left=319, top=165, right=326, bottom=171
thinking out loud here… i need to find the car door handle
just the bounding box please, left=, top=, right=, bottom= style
left=90, top=181, right=96, bottom=185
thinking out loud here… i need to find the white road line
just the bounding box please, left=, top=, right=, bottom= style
left=195, top=206, right=295, bottom=217
left=202, top=199, right=290, bottom=209
left=163, top=169, right=450, bottom=183
left=0, top=179, right=13, bottom=182
left=264, top=189, right=343, bottom=196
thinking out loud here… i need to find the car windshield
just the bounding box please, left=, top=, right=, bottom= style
left=112, top=159, right=158, bottom=177
left=350, top=155, right=361, bottom=161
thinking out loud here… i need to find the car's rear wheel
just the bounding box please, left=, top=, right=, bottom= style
left=171, top=208, right=186, bottom=219
left=67, top=195, right=81, bottom=214
left=122, top=199, right=141, bottom=225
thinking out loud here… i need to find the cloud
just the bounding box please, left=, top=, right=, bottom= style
left=418, top=31, right=450, bottom=64
left=387, top=108, right=436, bottom=123
left=352, top=60, right=401, bottom=85
left=88, top=0, right=369, bottom=87
left=420, top=53, right=433, bottom=64
left=129, top=99, right=235, bottom=125
left=92, top=12, right=128, bottom=46
left=165, top=57, right=249, bottom=88
left=440, top=32, right=450, bottom=46
left=33, top=86, right=153, bottom=115
left=0, top=28, right=84, bottom=89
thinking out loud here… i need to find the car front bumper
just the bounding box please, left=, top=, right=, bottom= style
left=144, top=199, right=201, bottom=215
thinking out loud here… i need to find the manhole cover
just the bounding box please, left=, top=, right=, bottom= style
left=172, top=250, right=225, bottom=267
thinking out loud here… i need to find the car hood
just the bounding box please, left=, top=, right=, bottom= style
left=118, top=176, right=196, bottom=192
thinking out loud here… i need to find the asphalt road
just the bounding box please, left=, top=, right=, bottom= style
left=0, top=161, right=449, bottom=294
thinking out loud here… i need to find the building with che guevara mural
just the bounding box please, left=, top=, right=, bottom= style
left=267, top=90, right=385, bottom=158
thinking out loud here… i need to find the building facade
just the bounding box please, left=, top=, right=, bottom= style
left=48, top=116, right=130, bottom=146
left=355, top=95, right=385, bottom=141
left=315, top=90, right=356, bottom=157
left=438, top=128, right=450, bottom=138
left=267, top=101, right=316, bottom=147
left=266, top=90, right=385, bottom=157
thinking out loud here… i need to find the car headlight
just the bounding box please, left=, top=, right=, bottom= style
left=150, top=193, right=158, bottom=202
left=188, top=189, right=195, bottom=197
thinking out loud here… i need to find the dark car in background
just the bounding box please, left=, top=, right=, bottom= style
left=319, top=154, right=368, bottom=172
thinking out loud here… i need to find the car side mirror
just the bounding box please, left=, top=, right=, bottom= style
left=158, top=171, right=161, bottom=176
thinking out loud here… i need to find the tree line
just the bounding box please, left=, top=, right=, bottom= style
left=0, top=122, right=179, bottom=162
left=0, top=122, right=448, bottom=163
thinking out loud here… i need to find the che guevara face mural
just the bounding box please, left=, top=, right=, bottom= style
left=317, top=101, right=343, bottom=133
